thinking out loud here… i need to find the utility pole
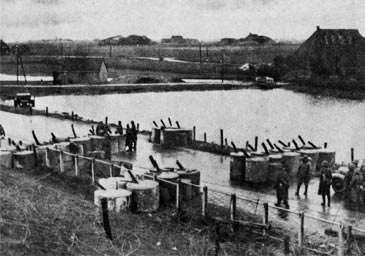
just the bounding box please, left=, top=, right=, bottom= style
left=221, top=49, right=224, bottom=83
left=199, top=43, right=202, bottom=73
left=16, top=46, right=19, bottom=84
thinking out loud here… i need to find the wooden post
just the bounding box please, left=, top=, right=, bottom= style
left=109, top=163, right=113, bottom=177
left=324, top=142, right=327, bottom=149
left=346, top=225, right=352, bottom=255
left=101, top=198, right=113, bottom=241
left=32, top=145, right=38, bottom=167
left=71, top=111, right=74, bottom=120
left=338, top=222, right=344, bottom=256
left=225, top=138, right=228, bottom=147
left=221, top=49, right=224, bottom=83
left=298, top=212, right=304, bottom=247
left=46, top=106, right=48, bottom=116
left=284, top=236, right=290, bottom=256
left=204, top=132, right=207, bottom=143
left=220, top=129, right=224, bottom=148
left=59, top=150, right=65, bottom=173
left=193, top=126, right=196, bottom=141
left=263, top=203, right=269, bottom=235
left=351, top=148, right=354, bottom=162
left=215, top=223, right=220, bottom=256
left=176, top=182, right=180, bottom=209
left=91, top=158, right=95, bottom=184
left=202, top=186, right=208, bottom=217
left=74, top=155, right=79, bottom=176
left=230, top=194, right=236, bottom=221
left=45, top=147, right=50, bottom=167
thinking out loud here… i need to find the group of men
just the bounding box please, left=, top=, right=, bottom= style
left=95, top=120, right=139, bottom=152
left=274, top=155, right=364, bottom=209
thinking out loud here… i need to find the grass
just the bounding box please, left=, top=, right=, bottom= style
left=0, top=43, right=298, bottom=81
left=1, top=164, right=331, bottom=256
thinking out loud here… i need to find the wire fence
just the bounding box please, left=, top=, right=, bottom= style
left=42, top=146, right=365, bottom=256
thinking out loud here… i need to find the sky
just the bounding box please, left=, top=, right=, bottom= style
left=0, top=0, right=364, bottom=42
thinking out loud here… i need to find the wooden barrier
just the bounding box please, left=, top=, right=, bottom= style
left=298, top=212, right=304, bottom=247
left=202, top=186, right=208, bottom=217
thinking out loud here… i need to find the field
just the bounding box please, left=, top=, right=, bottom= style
left=0, top=42, right=299, bottom=81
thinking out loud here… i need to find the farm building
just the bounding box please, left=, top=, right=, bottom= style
left=293, top=26, right=365, bottom=78
left=1, top=40, right=10, bottom=55
left=54, top=57, right=108, bottom=84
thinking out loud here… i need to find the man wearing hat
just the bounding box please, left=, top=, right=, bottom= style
left=296, top=155, right=312, bottom=196
left=344, top=164, right=356, bottom=200
left=318, top=160, right=332, bottom=206
left=350, top=169, right=364, bottom=206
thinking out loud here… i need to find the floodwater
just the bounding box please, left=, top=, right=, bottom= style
left=27, top=88, right=365, bottom=163
left=0, top=73, right=53, bottom=81
left=1, top=110, right=364, bottom=232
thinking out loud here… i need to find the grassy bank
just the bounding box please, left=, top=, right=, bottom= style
left=284, top=79, right=365, bottom=100
left=0, top=166, right=286, bottom=256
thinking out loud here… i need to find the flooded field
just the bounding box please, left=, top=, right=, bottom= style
left=27, top=88, right=365, bottom=163
left=1, top=110, right=364, bottom=231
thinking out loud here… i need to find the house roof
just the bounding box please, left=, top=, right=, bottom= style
left=293, top=26, right=364, bottom=69
left=62, top=57, right=105, bottom=72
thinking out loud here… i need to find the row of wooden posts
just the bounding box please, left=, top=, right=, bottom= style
left=46, top=148, right=359, bottom=256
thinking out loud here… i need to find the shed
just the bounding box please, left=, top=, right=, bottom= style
left=57, top=57, right=108, bottom=84
left=1, top=40, right=10, bottom=55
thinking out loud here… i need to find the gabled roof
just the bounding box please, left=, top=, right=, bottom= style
left=311, top=28, right=363, bottom=45
left=62, top=57, right=105, bottom=72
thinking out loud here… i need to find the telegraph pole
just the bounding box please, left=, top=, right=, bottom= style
left=199, top=43, right=202, bottom=73
left=221, top=49, right=224, bottom=83
left=16, top=46, right=19, bottom=84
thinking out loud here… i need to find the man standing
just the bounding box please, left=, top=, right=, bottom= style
left=275, top=161, right=290, bottom=209
left=115, top=121, right=123, bottom=135
left=344, top=164, right=355, bottom=200
left=0, top=124, right=5, bottom=138
left=131, top=121, right=138, bottom=151
left=318, top=160, right=332, bottom=207
left=350, top=169, right=364, bottom=206
left=296, top=155, right=312, bottom=197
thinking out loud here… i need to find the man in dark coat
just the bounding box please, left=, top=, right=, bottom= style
left=0, top=124, right=5, bottom=137
left=131, top=121, right=138, bottom=151
left=344, top=164, right=355, bottom=200
left=115, top=121, right=123, bottom=135
left=318, top=160, right=332, bottom=207
left=296, top=155, right=312, bottom=197
left=125, top=124, right=132, bottom=151
left=350, top=170, right=364, bottom=205
left=275, top=162, right=290, bottom=209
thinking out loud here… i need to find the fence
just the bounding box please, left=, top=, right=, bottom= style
left=44, top=147, right=365, bottom=256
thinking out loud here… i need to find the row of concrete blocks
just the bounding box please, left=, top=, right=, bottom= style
left=151, top=128, right=193, bottom=147
left=95, top=170, right=201, bottom=213
left=230, top=148, right=336, bottom=183
left=0, top=135, right=127, bottom=173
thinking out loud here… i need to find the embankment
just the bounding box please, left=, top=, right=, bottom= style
left=0, top=82, right=251, bottom=98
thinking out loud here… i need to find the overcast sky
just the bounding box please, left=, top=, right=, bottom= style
left=1, top=0, right=364, bottom=42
